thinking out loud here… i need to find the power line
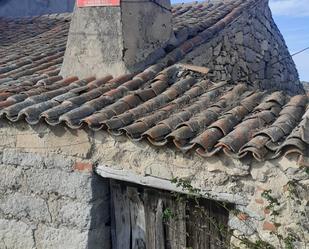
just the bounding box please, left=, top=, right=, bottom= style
left=267, top=46, right=309, bottom=68
left=291, top=46, right=309, bottom=57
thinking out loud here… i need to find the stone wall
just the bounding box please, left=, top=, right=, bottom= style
left=0, top=122, right=307, bottom=248
left=0, top=0, right=75, bottom=18
left=181, top=0, right=304, bottom=95
left=0, top=123, right=111, bottom=249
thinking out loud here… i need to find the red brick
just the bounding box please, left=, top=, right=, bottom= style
left=73, top=162, right=93, bottom=172
left=255, top=198, right=264, bottom=204
left=282, top=184, right=289, bottom=192
left=264, top=208, right=270, bottom=215
left=237, top=212, right=249, bottom=221
left=263, top=221, right=277, bottom=232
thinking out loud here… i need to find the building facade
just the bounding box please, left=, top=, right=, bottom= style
left=0, top=0, right=308, bottom=248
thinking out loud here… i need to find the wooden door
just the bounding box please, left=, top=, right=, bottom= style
left=110, top=180, right=230, bottom=249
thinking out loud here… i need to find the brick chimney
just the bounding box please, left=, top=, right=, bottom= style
left=61, top=0, right=172, bottom=78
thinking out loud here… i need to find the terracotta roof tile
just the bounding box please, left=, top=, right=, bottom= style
left=0, top=1, right=308, bottom=163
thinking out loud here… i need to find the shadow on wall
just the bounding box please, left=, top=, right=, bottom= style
left=0, top=0, right=75, bottom=18
left=88, top=174, right=112, bottom=249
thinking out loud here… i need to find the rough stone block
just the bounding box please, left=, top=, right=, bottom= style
left=16, top=128, right=92, bottom=158
left=0, top=193, right=51, bottom=223
left=0, top=219, right=35, bottom=249
left=235, top=31, right=243, bottom=45
left=35, top=225, right=110, bottom=249
left=0, top=165, right=23, bottom=192
left=2, top=149, right=74, bottom=172
left=57, top=198, right=110, bottom=230
left=35, top=225, right=88, bottom=249
left=25, top=168, right=92, bottom=200
left=2, top=149, right=36, bottom=166
left=25, top=169, right=109, bottom=201
left=57, top=201, right=92, bottom=230
left=44, top=154, right=74, bottom=172
left=228, top=214, right=256, bottom=236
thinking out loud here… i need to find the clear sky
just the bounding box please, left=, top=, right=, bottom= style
left=171, top=0, right=309, bottom=81
left=269, top=0, right=309, bottom=81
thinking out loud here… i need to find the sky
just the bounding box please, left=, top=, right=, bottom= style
left=269, top=0, right=309, bottom=81
left=172, top=0, right=309, bottom=81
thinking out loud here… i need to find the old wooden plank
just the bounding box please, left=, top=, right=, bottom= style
left=128, top=187, right=147, bottom=249
left=209, top=201, right=227, bottom=249
left=213, top=202, right=230, bottom=249
left=110, top=180, right=117, bottom=249
left=155, top=198, right=165, bottom=249
left=144, top=190, right=157, bottom=249
left=178, top=64, right=210, bottom=74
left=96, top=165, right=247, bottom=205
left=164, top=194, right=186, bottom=249
left=109, top=177, right=230, bottom=249
left=110, top=181, right=131, bottom=249
left=186, top=200, right=211, bottom=249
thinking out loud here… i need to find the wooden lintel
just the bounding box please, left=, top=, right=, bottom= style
left=95, top=165, right=248, bottom=205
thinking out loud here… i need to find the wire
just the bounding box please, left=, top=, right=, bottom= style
left=269, top=46, right=309, bottom=67
left=291, top=47, right=309, bottom=57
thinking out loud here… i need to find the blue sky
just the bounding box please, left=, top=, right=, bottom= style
left=269, top=0, right=309, bottom=81
left=172, top=0, right=309, bottom=81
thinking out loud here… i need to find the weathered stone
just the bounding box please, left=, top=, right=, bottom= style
left=0, top=165, right=23, bottom=192
left=228, top=214, right=256, bottom=236
left=15, top=126, right=92, bottom=158
left=0, top=193, right=51, bottom=223
left=44, top=154, right=74, bottom=172
left=0, top=219, right=35, bottom=249
left=213, top=43, right=222, bottom=56
left=25, top=168, right=92, bottom=200
left=2, top=149, right=41, bottom=167
left=35, top=225, right=110, bottom=249
left=224, top=35, right=231, bottom=51
left=235, top=31, right=244, bottom=45
left=261, top=40, right=269, bottom=51
left=245, top=48, right=256, bottom=63
left=57, top=198, right=109, bottom=230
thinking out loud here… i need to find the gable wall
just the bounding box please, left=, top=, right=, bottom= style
left=181, top=0, right=304, bottom=95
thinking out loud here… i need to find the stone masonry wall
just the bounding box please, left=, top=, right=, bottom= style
left=0, top=122, right=307, bottom=248
left=0, top=123, right=111, bottom=249
left=181, top=0, right=304, bottom=95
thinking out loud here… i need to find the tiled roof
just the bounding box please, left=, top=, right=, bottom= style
left=0, top=1, right=308, bottom=163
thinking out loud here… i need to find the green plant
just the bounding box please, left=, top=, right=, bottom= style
left=166, top=177, right=306, bottom=249
left=261, top=190, right=280, bottom=217
left=163, top=207, right=175, bottom=220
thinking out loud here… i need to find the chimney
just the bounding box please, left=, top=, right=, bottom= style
left=61, top=0, right=172, bottom=78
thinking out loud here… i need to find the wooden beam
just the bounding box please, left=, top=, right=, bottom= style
left=95, top=165, right=248, bottom=205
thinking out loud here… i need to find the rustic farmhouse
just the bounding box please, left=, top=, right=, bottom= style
left=0, top=0, right=308, bottom=248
